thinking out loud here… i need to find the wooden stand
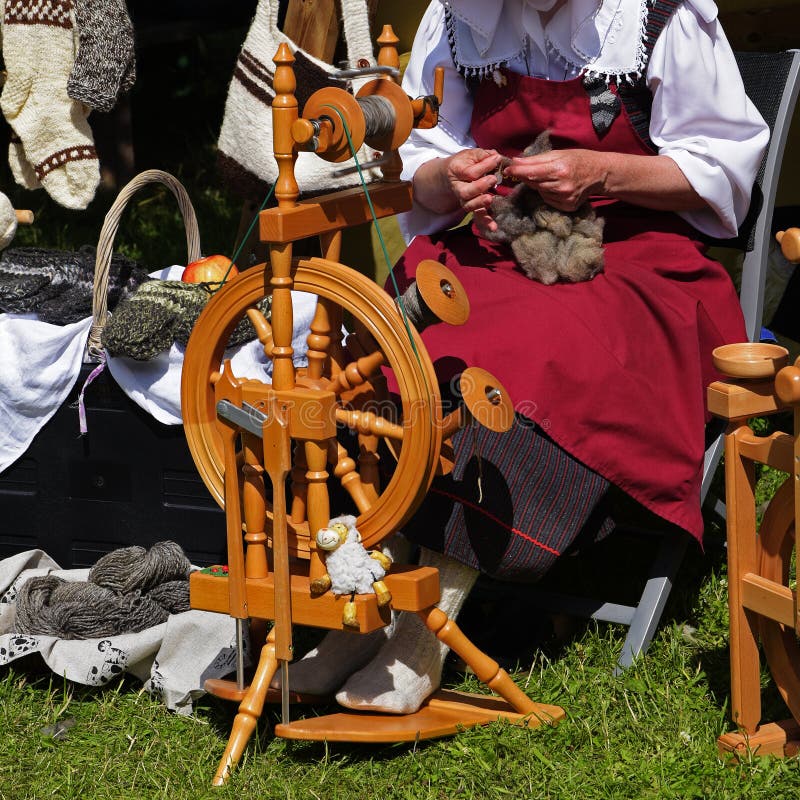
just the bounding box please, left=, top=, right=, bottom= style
left=709, top=310, right=800, bottom=758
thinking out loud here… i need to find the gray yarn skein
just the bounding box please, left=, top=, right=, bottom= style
left=15, top=577, right=174, bottom=638
left=88, top=540, right=191, bottom=594
left=14, top=541, right=192, bottom=640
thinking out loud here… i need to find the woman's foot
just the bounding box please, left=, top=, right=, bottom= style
left=335, top=548, right=478, bottom=714
left=270, top=621, right=394, bottom=696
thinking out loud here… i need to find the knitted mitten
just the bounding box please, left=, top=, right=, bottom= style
left=335, top=548, right=479, bottom=714
left=0, top=0, right=100, bottom=209
left=101, top=280, right=206, bottom=360
left=0, top=192, right=18, bottom=250
left=67, top=0, right=136, bottom=113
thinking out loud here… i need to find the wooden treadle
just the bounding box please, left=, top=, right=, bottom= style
left=273, top=689, right=566, bottom=742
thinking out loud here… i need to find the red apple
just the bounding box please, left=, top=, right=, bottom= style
left=181, top=254, right=239, bottom=286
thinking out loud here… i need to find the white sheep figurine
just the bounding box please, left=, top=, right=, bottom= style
left=312, top=514, right=392, bottom=629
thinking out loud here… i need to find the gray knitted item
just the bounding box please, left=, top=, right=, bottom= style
left=67, top=0, right=136, bottom=113
left=0, top=245, right=148, bottom=323
left=102, top=278, right=272, bottom=360
left=14, top=540, right=192, bottom=640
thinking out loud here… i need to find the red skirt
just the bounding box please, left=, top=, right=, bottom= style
left=389, top=200, right=745, bottom=543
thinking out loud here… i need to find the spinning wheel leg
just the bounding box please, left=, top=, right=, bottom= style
left=419, top=607, right=540, bottom=717
left=213, top=629, right=280, bottom=786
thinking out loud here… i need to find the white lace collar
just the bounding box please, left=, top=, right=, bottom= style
left=442, top=0, right=715, bottom=81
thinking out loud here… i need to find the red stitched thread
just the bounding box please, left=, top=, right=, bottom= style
left=429, top=485, right=561, bottom=556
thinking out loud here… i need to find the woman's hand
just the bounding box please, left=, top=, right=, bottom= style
left=411, top=148, right=505, bottom=216
left=444, top=148, right=505, bottom=214
left=503, top=148, right=606, bottom=211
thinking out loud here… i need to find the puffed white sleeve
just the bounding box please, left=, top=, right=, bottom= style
left=396, top=1, right=477, bottom=241
left=647, top=1, right=769, bottom=238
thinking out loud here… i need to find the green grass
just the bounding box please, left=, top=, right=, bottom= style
left=4, top=405, right=797, bottom=799
left=3, top=530, right=800, bottom=800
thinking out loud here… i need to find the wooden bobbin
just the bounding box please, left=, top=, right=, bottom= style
left=776, top=227, right=800, bottom=263
left=356, top=78, right=413, bottom=152
left=459, top=367, right=514, bottom=433
left=414, top=259, right=470, bottom=327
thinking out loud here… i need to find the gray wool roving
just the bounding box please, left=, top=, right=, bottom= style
left=14, top=541, right=192, bottom=640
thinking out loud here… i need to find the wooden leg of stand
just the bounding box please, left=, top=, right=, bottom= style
left=213, top=628, right=279, bottom=786
left=418, top=607, right=538, bottom=716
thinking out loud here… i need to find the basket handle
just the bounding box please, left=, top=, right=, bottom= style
left=87, top=169, right=202, bottom=360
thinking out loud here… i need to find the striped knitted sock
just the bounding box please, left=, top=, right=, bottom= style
left=1, top=0, right=100, bottom=209
left=67, top=0, right=136, bottom=113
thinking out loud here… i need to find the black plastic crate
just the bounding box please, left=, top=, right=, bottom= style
left=0, top=363, right=226, bottom=568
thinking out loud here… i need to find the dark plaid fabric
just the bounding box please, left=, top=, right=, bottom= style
left=402, top=412, right=614, bottom=583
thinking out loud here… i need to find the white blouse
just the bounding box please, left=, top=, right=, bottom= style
left=397, top=0, right=770, bottom=241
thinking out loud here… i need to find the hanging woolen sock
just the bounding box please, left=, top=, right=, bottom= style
left=1, top=0, right=100, bottom=209
left=335, top=547, right=479, bottom=714
left=8, top=134, right=42, bottom=191
left=0, top=192, right=17, bottom=249
left=67, top=0, right=136, bottom=113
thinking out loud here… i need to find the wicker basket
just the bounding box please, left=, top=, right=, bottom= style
left=87, top=170, right=202, bottom=361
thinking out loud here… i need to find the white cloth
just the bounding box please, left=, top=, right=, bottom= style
left=0, top=313, right=92, bottom=473
left=0, top=549, right=244, bottom=715
left=105, top=266, right=319, bottom=425
left=398, top=0, right=769, bottom=240
left=0, top=266, right=320, bottom=469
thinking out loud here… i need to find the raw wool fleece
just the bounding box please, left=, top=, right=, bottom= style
left=0, top=245, right=148, bottom=323
left=0, top=0, right=101, bottom=210
left=486, top=131, right=604, bottom=285
left=101, top=279, right=272, bottom=361
left=321, top=515, right=386, bottom=596
left=216, top=0, right=379, bottom=201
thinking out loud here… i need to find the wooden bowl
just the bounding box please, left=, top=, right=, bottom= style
left=712, top=342, right=789, bottom=379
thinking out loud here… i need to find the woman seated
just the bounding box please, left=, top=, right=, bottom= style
left=279, top=0, right=769, bottom=713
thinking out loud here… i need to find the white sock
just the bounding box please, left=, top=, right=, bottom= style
left=1, top=0, right=100, bottom=209
left=269, top=533, right=415, bottom=696
left=335, top=548, right=478, bottom=714
left=8, top=135, right=42, bottom=190
left=271, top=620, right=395, bottom=696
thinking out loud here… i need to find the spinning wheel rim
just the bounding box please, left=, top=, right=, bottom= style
left=181, top=258, right=443, bottom=554
left=757, top=478, right=800, bottom=723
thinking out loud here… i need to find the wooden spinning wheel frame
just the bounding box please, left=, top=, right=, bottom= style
left=710, top=327, right=800, bottom=759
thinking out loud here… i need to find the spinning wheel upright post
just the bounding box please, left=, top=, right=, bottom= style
left=182, top=27, right=564, bottom=786
left=710, top=227, right=800, bottom=759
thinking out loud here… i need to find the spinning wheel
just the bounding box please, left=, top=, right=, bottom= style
left=183, top=28, right=564, bottom=786
left=182, top=256, right=444, bottom=554
left=710, top=225, right=800, bottom=759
